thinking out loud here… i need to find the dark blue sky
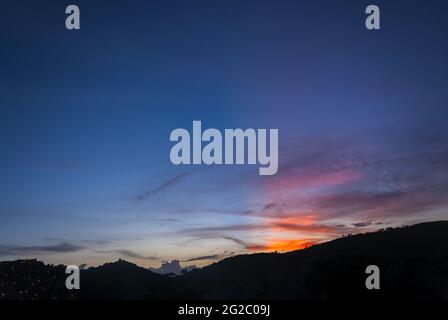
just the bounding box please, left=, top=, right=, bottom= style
left=1, top=0, right=448, bottom=267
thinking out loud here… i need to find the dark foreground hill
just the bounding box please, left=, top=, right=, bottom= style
left=1, top=221, right=447, bottom=300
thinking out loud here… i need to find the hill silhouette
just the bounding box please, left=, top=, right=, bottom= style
left=1, top=221, right=447, bottom=300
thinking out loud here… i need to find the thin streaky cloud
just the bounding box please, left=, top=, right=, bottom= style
left=136, top=171, right=195, bottom=201
left=114, top=249, right=159, bottom=261
left=0, top=243, right=84, bottom=257
left=182, top=254, right=221, bottom=262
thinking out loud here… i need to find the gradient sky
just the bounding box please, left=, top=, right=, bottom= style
left=1, top=0, right=448, bottom=268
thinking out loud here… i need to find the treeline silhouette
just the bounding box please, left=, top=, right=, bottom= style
left=1, top=221, right=447, bottom=300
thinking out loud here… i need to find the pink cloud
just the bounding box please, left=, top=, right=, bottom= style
left=266, top=169, right=362, bottom=193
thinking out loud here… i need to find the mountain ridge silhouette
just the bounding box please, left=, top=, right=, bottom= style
left=1, top=220, right=447, bottom=299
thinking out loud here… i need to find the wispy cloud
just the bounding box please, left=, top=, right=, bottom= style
left=0, top=243, right=84, bottom=257
left=114, top=249, right=159, bottom=261
left=352, top=221, right=374, bottom=227
left=182, top=221, right=345, bottom=235
left=221, top=236, right=262, bottom=250
left=136, top=171, right=195, bottom=201
left=182, top=254, right=221, bottom=262
left=222, top=236, right=251, bottom=248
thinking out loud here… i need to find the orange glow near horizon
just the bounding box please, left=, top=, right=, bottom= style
left=249, top=238, right=317, bottom=252
left=249, top=167, right=361, bottom=255
left=247, top=214, right=332, bottom=253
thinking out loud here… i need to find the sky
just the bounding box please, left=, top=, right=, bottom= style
left=1, top=0, right=448, bottom=269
